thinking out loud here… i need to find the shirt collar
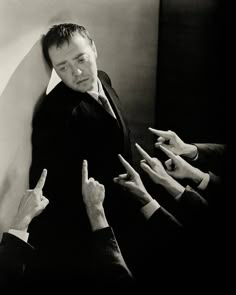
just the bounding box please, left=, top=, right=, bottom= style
left=87, top=78, right=106, bottom=101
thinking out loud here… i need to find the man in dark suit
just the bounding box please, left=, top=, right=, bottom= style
left=29, top=23, right=135, bottom=289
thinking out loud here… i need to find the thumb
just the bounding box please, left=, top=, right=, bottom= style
left=165, top=159, right=173, bottom=171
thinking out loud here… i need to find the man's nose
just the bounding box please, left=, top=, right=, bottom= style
left=72, top=67, right=82, bottom=76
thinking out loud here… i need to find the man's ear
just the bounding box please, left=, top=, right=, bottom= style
left=91, top=41, right=97, bottom=58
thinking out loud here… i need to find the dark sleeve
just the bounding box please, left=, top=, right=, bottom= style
left=170, top=185, right=208, bottom=229
left=30, top=89, right=73, bottom=193
left=135, top=207, right=185, bottom=288
left=197, top=171, right=221, bottom=203
left=190, top=143, right=227, bottom=175
left=91, top=227, right=135, bottom=289
left=0, top=233, right=34, bottom=284
left=144, top=207, right=183, bottom=248
left=148, top=207, right=182, bottom=233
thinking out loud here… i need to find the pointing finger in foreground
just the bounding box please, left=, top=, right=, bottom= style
left=35, top=169, right=47, bottom=190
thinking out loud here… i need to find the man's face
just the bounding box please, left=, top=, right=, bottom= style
left=48, top=33, right=98, bottom=92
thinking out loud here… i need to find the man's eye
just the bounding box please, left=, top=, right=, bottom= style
left=78, top=56, right=88, bottom=63
left=59, top=66, right=67, bottom=71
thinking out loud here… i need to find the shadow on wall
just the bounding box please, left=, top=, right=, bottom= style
left=0, top=39, right=51, bottom=236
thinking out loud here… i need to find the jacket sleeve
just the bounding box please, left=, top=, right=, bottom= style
left=0, top=233, right=34, bottom=285
left=91, top=226, right=135, bottom=290
left=169, top=186, right=208, bottom=230
left=189, top=143, right=227, bottom=176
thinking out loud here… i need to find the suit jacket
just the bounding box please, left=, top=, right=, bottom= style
left=0, top=233, right=34, bottom=290
left=0, top=230, right=134, bottom=292
left=28, top=70, right=138, bottom=288
left=92, top=226, right=135, bottom=291
left=131, top=206, right=185, bottom=292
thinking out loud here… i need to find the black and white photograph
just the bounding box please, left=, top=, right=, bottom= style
left=0, top=0, right=233, bottom=293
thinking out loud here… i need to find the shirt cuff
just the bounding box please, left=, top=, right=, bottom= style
left=8, top=229, right=29, bottom=242
left=175, top=191, right=184, bottom=201
left=140, top=199, right=161, bottom=220
left=190, top=145, right=199, bottom=161
left=197, top=173, right=210, bottom=190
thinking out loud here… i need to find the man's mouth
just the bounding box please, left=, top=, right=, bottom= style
left=76, top=78, right=89, bottom=85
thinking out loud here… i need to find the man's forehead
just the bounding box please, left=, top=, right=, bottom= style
left=53, top=34, right=90, bottom=50
left=49, top=35, right=91, bottom=61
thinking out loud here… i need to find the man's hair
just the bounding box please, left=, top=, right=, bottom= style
left=43, top=23, right=93, bottom=67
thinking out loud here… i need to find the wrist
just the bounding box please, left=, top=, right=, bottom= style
left=182, top=144, right=198, bottom=159
left=190, top=167, right=205, bottom=185
left=11, top=222, right=29, bottom=232
left=162, top=176, right=185, bottom=198
left=86, top=206, right=109, bottom=231
left=11, top=217, right=30, bottom=232
left=138, top=192, right=153, bottom=206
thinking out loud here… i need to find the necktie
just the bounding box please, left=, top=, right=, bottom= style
left=98, top=95, right=116, bottom=119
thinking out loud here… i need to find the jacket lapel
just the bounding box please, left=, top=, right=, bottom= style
left=99, top=74, right=124, bottom=129
left=99, top=72, right=131, bottom=159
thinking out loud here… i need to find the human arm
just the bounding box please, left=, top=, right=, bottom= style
left=10, top=169, right=49, bottom=233
left=159, top=145, right=210, bottom=189
left=159, top=145, right=225, bottom=204
left=81, top=160, right=134, bottom=287
left=113, top=154, right=183, bottom=223
left=149, top=128, right=198, bottom=159
left=113, top=154, right=184, bottom=279
left=0, top=169, right=49, bottom=284
left=134, top=143, right=186, bottom=199
left=135, top=144, right=208, bottom=224
left=149, top=128, right=227, bottom=175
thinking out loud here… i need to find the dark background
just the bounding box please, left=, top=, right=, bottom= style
left=155, top=0, right=233, bottom=144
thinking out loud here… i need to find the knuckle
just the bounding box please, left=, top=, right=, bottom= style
left=152, top=158, right=158, bottom=166
left=168, top=130, right=175, bottom=137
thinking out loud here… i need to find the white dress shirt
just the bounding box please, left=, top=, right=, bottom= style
left=87, top=78, right=116, bottom=118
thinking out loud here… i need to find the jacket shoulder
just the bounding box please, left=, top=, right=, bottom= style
left=98, top=70, right=112, bottom=86
left=32, top=82, right=67, bottom=124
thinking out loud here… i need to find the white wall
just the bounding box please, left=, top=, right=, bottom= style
left=0, top=0, right=159, bottom=234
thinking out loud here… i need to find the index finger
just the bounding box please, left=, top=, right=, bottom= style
left=148, top=128, right=170, bottom=138
left=118, top=154, right=137, bottom=176
left=135, top=143, right=153, bottom=165
left=159, top=145, right=176, bottom=160
left=35, top=169, right=47, bottom=190
left=82, top=160, right=88, bottom=183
